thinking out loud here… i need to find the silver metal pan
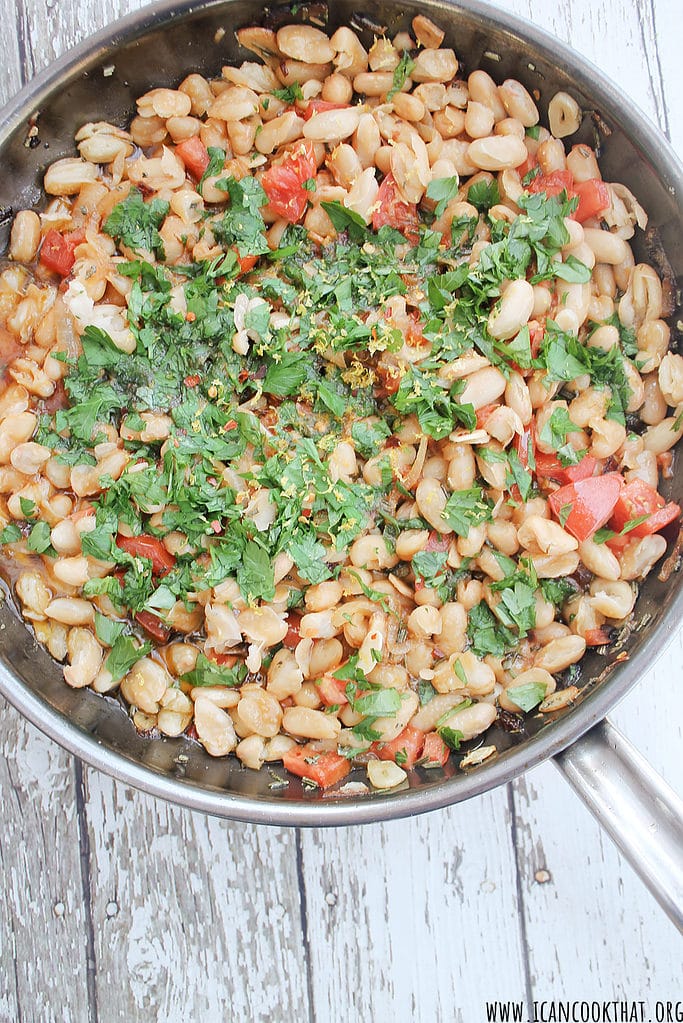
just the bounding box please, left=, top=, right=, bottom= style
left=0, top=0, right=681, bottom=929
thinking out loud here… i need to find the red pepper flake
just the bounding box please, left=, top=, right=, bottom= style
left=184, top=374, right=200, bottom=388
left=186, top=311, right=196, bottom=322
left=224, top=419, right=237, bottom=430
left=210, top=519, right=222, bottom=534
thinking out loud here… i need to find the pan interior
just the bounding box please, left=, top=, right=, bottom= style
left=0, top=0, right=681, bottom=823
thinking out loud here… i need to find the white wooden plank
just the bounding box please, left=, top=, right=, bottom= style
left=0, top=700, right=90, bottom=1023
left=299, top=789, right=531, bottom=1022
left=81, top=766, right=312, bottom=1023
left=505, top=0, right=683, bottom=1001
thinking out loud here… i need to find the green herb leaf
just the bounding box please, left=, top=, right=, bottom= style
left=271, top=82, right=304, bottom=104
left=426, top=175, right=460, bottom=219
left=467, top=178, right=500, bottom=212
left=438, top=727, right=464, bottom=751
left=182, top=652, right=247, bottom=688
left=262, top=352, right=308, bottom=397
left=103, top=187, right=169, bottom=259
left=27, top=520, right=53, bottom=555
left=94, top=611, right=125, bottom=647
left=506, top=680, right=546, bottom=712
left=387, top=51, right=416, bottom=101
left=236, top=540, right=275, bottom=602
left=441, top=486, right=493, bottom=537
left=350, top=420, right=391, bottom=459
left=106, top=635, right=152, bottom=684
left=0, top=523, right=22, bottom=544
left=198, top=146, right=226, bottom=195
left=19, top=497, right=36, bottom=518
left=320, top=201, right=368, bottom=244
left=286, top=531, right=332, bottom=585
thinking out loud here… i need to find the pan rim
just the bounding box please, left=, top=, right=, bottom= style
left=0, top=0, right=681, bottom=826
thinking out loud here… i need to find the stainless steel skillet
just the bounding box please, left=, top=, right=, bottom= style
left=0, top=0, right=681, bottom=929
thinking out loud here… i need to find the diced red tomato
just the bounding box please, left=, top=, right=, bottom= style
left=134, top=610, right=172, bottom=643
left=534, top=451, right=597, bottom=487
left=175, top=136, right=210, bottom=179
left=39, top=229, right=84, bottom=277
left=573, top=177, right=610, bottom=223
left=516, top=152, right=539, bottom=180
left=235, top=250, right=259, bottom=275
left=116, top=534, right=176, bottom=577
left=261, top=140, right=317, bottom=223
left=475, top=403, right=500, bottom=429
left=527, top=169, right=575, bottom=200
left=206, top=651, right=238, bottom=667
left=605, top=532, right=631, bottom=553
left=421, top=732, right=450, bottom=768
left=375, top=725, right=425, bottom=769
left=425, top=530, right=451, bottom=553
left=316, top=674, right=349, bottom=707
left=372, top=173, right=420, bottom=244
left=548, top=473, right=624, bottom=542
left=303, top=99, right=349, bottom=120
left=609, top=479, right=681, bottom=538
left=282, top=744, right=351, bottom=788
left=584, top=627, right=613, bottom=647
left=283, top=611, right=302, bottom=650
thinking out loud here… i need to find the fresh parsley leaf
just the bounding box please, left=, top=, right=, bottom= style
left=320, top=201, right=369, bottom=244
left=506, top=681, right=546, bottom=712
left=441, top=486, right=493, bottom=537
left=353, top=688, right=402, bottom=717
left=506, top=447, right=534, bottom=500
left=559, top=503, right=573, bottom=528
left=19, top=497, right=36, bottom=518
left=417, top=679, right=436, bottom=706
left=27, top=520, right=53, bottom=555
left=103, top=187, right=169, bottom=259
left=412, top=550, right=448, bottom=585
left=236, top=540, right=275, bottom=602
left=271, top=82, right=304, bottom=103
left=538, top=406, right=579, bottom=453
left=467, top=178, right=500, bottom=212
left=198, top=146, right=226, bottom=195
left=94, top=612, right=126, bottom=647
left=211, top=176, right=269, bottom=257
left=350, top=420, right=391, bottom=459
left=550, top=254, right=592, bottom=284
left=182, top=652, right=247, bottom=688
left=540, top=577, right=577, bottom=607
left=387, top=51, right=416, bottom=101
left=426, top=175, right=460, bottom=219
left=106, top=635, right=152, bottom=684
left=0, top=523, right=21, bottom=544
left=286, top=531, right=332, bottom=585
left=467, top=601, right=516, bottom=657
left=262, top=352, right=308, bottom=397
left=438, top=727, right=464, bottom=750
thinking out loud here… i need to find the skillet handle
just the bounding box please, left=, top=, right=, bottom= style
left=554, top=718, right=683, bottom=933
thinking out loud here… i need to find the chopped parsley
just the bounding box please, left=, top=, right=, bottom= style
left=103, top=187, right=169, bottom=259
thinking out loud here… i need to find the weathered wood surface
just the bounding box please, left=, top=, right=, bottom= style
left=0, top=1, right=681, bottom=1021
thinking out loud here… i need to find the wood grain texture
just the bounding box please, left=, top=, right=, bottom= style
left=0, top=702, right=90, bottom=1023
left=0, top=0, right=680, bottom=1021
left=81, top=768, right=311, bottom=1023
left=299, top=790, right=530, bottom=1022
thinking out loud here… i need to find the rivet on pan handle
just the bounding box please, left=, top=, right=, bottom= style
left=554, top=718, right=683, bottom=933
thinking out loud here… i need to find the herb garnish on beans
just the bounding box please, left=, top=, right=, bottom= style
left=0, top=14, right=679, bottom=792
